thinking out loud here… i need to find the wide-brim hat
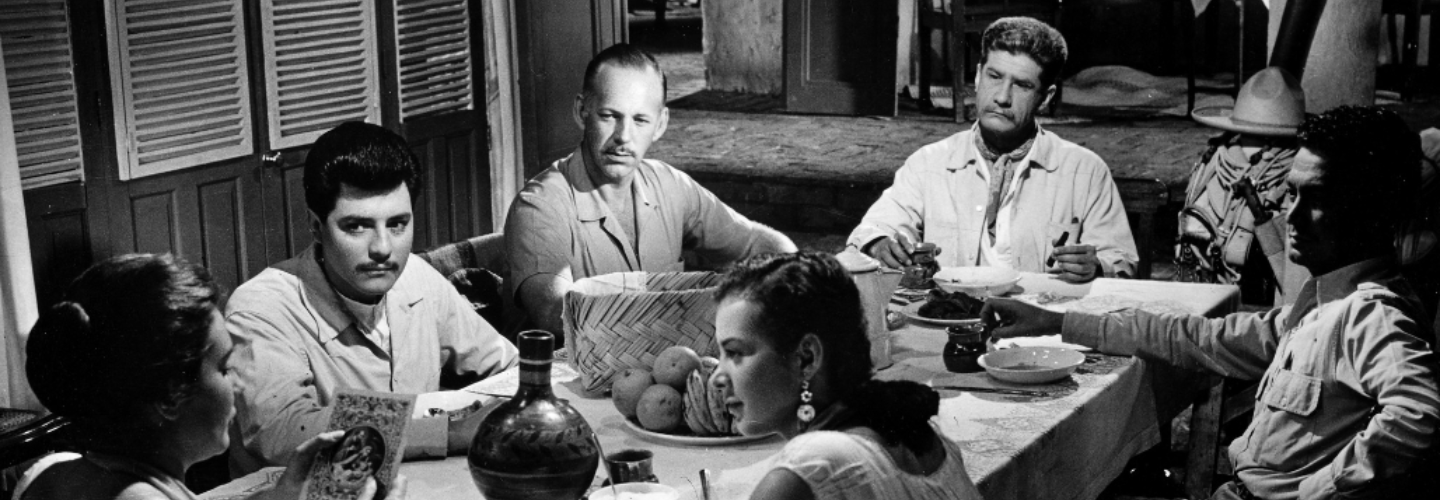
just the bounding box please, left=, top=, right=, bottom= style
left=1192, top=66, right=1305, bottom=137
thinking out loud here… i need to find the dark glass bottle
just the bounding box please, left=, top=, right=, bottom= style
left=943, top=323, right=988, bottom=373
left=468, top=331, right=600, bottom=500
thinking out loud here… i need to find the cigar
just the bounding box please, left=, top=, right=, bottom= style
left=1046, top=231, right=1070, bottom=268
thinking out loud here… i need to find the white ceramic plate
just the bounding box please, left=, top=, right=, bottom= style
left=899, top=301, right=984, bottom=327
left=978, top=346, right=1086, bottom=384
left=933, top=267, right=1022, bottom=296
left=622, top=418, right=779, bottom=446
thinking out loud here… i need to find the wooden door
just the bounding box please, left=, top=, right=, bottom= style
left=389, top=0, right=492, bottom=250
left=783, top=0, right=899, bottom=116
left=73, top=0, right=268, bottom=294
left=513, top=0, right=625, bottom=179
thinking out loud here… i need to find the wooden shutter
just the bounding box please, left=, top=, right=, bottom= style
left=105, top=0, right=255, bottom=180
left=0, top=0, right=84, bottom=189
left=260, top=0, right=380, bottom=149
left=394, top=0, right=474, bottom=120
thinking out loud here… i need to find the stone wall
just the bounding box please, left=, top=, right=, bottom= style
left=702, top=0, right=782, bottom=94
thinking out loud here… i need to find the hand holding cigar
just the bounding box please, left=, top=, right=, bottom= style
left=1047, top=217, right=1101, bottom=283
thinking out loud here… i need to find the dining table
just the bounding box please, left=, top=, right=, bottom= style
left=201, top=273, right=1239, bottom=500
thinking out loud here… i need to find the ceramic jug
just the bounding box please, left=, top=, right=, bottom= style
left=837, top=247, right=904, bottom=370
left=468, top=330, right=599, bottom=500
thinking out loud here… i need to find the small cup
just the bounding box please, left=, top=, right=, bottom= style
left=603, top=449, right=658, bottom=485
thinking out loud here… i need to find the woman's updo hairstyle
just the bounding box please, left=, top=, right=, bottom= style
left=716, top=252, right=941, bottom=452
left=715, top=252, right=873, bottom=397
left=27, top=253, right=222, bottom=429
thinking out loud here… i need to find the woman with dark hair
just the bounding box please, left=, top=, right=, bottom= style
left=15, top=254, right=406, bottom=500
left=714, top=252, right=981, bottom=500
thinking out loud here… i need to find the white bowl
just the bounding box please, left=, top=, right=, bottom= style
left=933, top=266, right=1021, bottom=296
left=978, top=346, right=1085, bottom=384
left=588, top=482, right=680, bottom=500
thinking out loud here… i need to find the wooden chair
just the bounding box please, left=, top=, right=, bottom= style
left=0, top=410, right=72, bottom=471
left=418, top=232, right=509, bottom=337
left=916, top=0, right=1061, bottom=123
left=1113, top=177, right=1169, bottom=280
left=1185, top=376, right=1258, bottom=499
left=1382, top=0, right=1440, bottom=99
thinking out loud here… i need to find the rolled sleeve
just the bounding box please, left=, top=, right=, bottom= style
left=1078, top=162, right=1139, bottom=278
left=504, top=190, right=574, bottom=301
left=228, top=311, right=331, bottom=469
left=847, top=154, right=928, bottom=250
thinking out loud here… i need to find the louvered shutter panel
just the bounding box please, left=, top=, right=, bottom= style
left=394, top=0, right=474, bottom=120
left=106, top=0, right=255, bottom=180
left=0, top=0, right=84, bottom=189
left=261, top=0, right=380, bottom=149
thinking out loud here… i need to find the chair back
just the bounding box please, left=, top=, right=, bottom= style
left=1113, top=177, right=1169, bottom=279
left=0, top=411, right=73, bottom=471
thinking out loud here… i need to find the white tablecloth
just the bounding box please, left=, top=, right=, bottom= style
left=202, top=274, right=1239, bottom=500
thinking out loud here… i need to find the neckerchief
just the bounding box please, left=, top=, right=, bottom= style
left=975, top=132, right=1037, bottom=239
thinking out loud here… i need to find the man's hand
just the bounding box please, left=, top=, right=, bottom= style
left=981, top=298, right=1064, bottom=339
left=261, top=431, right=409, bottom=500
left=446, top=399, right=494, bottom=455
left=864, top=234, right=914, bottom=268
left=1047, top=244, right=1101, bottom=283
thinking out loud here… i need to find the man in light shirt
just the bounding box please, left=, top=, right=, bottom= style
left=985, top=106, right=1438, bottom=499
left=848, top=17, right=1136, bottom=282
left=226, top=122, right=518, bottom=476
left=505, top=44, right=796, bottom=336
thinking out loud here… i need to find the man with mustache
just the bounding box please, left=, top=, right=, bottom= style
left=505, top=43, right=796, bottom=336
left=848, top=17, right=1136, bottom=282
left=984, top=106, right=1438, bottom=499
left=225, top=122, right=519, bottom=476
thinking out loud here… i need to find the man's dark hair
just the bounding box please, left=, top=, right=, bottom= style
left=28, top=253, right=223, bottom=433
left=980, top=16, right=1069, bottom=89
left=304, top=122, right=423, bottom=220
left=1297, top=105, right=1421, bottom=227
left=581, top=43, right=667, bottom=101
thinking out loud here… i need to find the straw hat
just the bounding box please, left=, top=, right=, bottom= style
left=1191, top=67, right=1305, bottom=137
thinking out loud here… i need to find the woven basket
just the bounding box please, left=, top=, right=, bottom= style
left=562, top=271, right=724, bottom=394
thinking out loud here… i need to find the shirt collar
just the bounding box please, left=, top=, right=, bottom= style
left=952, top=123, right=1057, bottom=173
left=560, top=148, right=656, bottom=223
left=296, top=243, right=419, bottom=343
left=1284, top=255, right=1402, bottom=331
left=1311, top=256, right=1400, bottom=304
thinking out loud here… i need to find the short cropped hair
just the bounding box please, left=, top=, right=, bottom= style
left=304, top=122, right=423, bottom=220
left=27, top=254, right=222, bottom=430
left=581, top=43, right=667, bottom=101
left=980, top=16, right=1069, bottom=89
left=1297, top=105, right=1421, bottom=225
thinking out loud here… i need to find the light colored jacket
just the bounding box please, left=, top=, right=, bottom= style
left=847, top=127, right=1138, bottom=277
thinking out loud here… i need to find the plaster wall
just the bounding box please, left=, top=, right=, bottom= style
left=703, top=0, right=783, bottom=94
left=1267, top=0, right=1381, bottom=112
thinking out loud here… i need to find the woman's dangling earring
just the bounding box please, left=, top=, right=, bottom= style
left=797, top=380, right=815, bottom=424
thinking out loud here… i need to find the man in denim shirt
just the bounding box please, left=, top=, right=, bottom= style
left=985, top=106, right=1438, bottom=499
